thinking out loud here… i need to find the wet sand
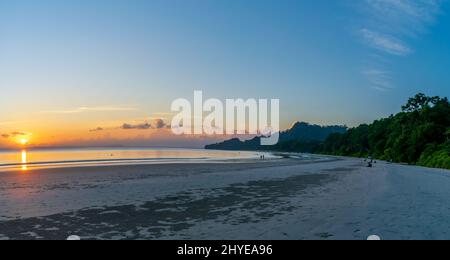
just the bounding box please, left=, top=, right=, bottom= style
left=0, top=156, right=450, bottom=240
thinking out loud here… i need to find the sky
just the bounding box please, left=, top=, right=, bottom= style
left=1, top=0, right=450, bottom=149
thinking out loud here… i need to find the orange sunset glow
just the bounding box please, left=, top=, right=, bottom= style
left=0, top=115, right=258, bottom=149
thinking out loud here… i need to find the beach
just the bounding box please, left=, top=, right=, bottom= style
left=1, top=156, right=450, bottom=240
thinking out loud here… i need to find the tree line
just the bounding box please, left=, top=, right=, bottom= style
left=316, top=93, right=450, bottom=170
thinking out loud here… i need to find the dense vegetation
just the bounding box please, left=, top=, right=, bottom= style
left=317, top=94, right=450, bottom=169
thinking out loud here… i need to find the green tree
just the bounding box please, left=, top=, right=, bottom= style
left=401, top=93, right=443, bottom=112
left=320, top=93, right=450, bottom=169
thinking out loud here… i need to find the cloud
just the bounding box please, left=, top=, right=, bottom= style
left=360, top=0, right=443, bottom=52
left=365, top=0, right=442, bottom=35
left=362, top=69, right=395, bottom=91
left=360, top=29, right=412, bottom=56
left=41, top=106, right=138, bottom=114
left=11, top=131, right=27, bottom=136
left=89, top=127, right=104, bottom=132
left=1, top=131, right=31, bottom=139
left=121, top=122, right=152, bottom=130
left=354, top=0, right=444, bottom=90
left=119, top=119, right=170, bottom=130
left=154, top=119, right=167, bottom=129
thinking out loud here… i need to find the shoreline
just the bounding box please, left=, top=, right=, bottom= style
left=0, top=148, right=275, bottom=172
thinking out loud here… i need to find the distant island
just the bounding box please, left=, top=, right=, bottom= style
left=205, top=122, right=347, bottom=152
left=206, top=94, right=450, bottom=170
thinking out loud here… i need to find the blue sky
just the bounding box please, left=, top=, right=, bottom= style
left=1, top=0, right=450, bottom=146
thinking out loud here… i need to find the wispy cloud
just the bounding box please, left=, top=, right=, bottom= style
left=355, top=0, right=444, bottom=90
left=41, top=106, right=138, bottom=114
left=365, top=0, right=442, bottom=35
left=362, top=69, right=395, bottom=91
left=360, top=29, right=412, bottom=56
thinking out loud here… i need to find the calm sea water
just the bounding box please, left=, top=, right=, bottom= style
left=0, top=148, right=264, bottom=172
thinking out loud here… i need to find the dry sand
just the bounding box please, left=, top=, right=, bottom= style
left=0, top=156, right=449, bottom=240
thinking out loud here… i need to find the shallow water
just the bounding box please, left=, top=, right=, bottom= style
left=0, top=148, right=265, bottom=172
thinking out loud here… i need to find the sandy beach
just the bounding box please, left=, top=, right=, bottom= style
left=1, top=156, right=450, bottom=240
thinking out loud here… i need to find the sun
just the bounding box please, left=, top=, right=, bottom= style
left=11, top=132, right=32, bottom=147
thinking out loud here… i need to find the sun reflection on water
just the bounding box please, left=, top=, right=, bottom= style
left=21, top=150, right=28, bottom=171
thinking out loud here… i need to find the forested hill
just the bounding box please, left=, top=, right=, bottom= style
left=205, top=122, right=346, bottom=152
left=317, top=94, right=450, bottom=169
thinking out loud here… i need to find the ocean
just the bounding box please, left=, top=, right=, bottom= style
left=0, top=148, right=263, bottom=172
